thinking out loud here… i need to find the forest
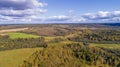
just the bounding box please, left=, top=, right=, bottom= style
left=68, top=29, right=120, bottom=44
left=20, top=43, right=120, bottom=67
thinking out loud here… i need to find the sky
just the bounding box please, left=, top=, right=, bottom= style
left=0, top=0, right=120, bottom=24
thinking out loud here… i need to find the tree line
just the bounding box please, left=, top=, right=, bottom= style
left=0, top=36, right=47, bottom=51
left=68, top=30, right=120, bottom=44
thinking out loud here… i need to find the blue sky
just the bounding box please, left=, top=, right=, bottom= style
left=0, top=0, right=120, bottom=24
left=45, top=0, right=120, bottom=15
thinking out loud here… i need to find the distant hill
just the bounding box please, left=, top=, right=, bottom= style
left=101, top=23, right=120, bottom=26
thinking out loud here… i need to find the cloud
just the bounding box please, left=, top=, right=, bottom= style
left=0, top=15, right=70, bottom=23
left=46, top=15, right=70, bottom=21
left=0, top=0, right=120, bottom=23
left=0, top=9, right=47, bottom=17
left=27, top=15, right=71, bottom=23
left=72, top=17, right=87, bottom=22
left=0, top=0, right=120, bottom=24
left=82, top=11, right=111, bottom=20
left=0, top=0, right=47, bottom=23
left=82, top=11, right=120, bottom=22
left=0, top=0, right=47, bottom=10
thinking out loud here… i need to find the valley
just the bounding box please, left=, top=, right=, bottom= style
left=0, top=23, right=120, bottom=67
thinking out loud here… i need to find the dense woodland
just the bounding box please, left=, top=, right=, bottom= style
left=20, top=43, right=120, bottom=67
left=68, top=29, right=120, bottom=44
left=0, top=36, right=47, bottom=51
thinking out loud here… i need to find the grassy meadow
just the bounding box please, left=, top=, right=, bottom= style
left=7, top=32, right=40, bottom=39
left=0, top=48, right=42, bottom=67
left=90, top=43, right=120, bottom=49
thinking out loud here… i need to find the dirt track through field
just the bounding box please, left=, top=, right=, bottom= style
left=0, top=28, right=28, bottom=33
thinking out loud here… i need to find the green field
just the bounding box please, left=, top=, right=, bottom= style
left=7, top=32, right=40, bottom=39
left=0, top=48, right=42, bottom=67
left=44, top=36, right=56, bottom=42
left=90, top=43, right=120, bottom=49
